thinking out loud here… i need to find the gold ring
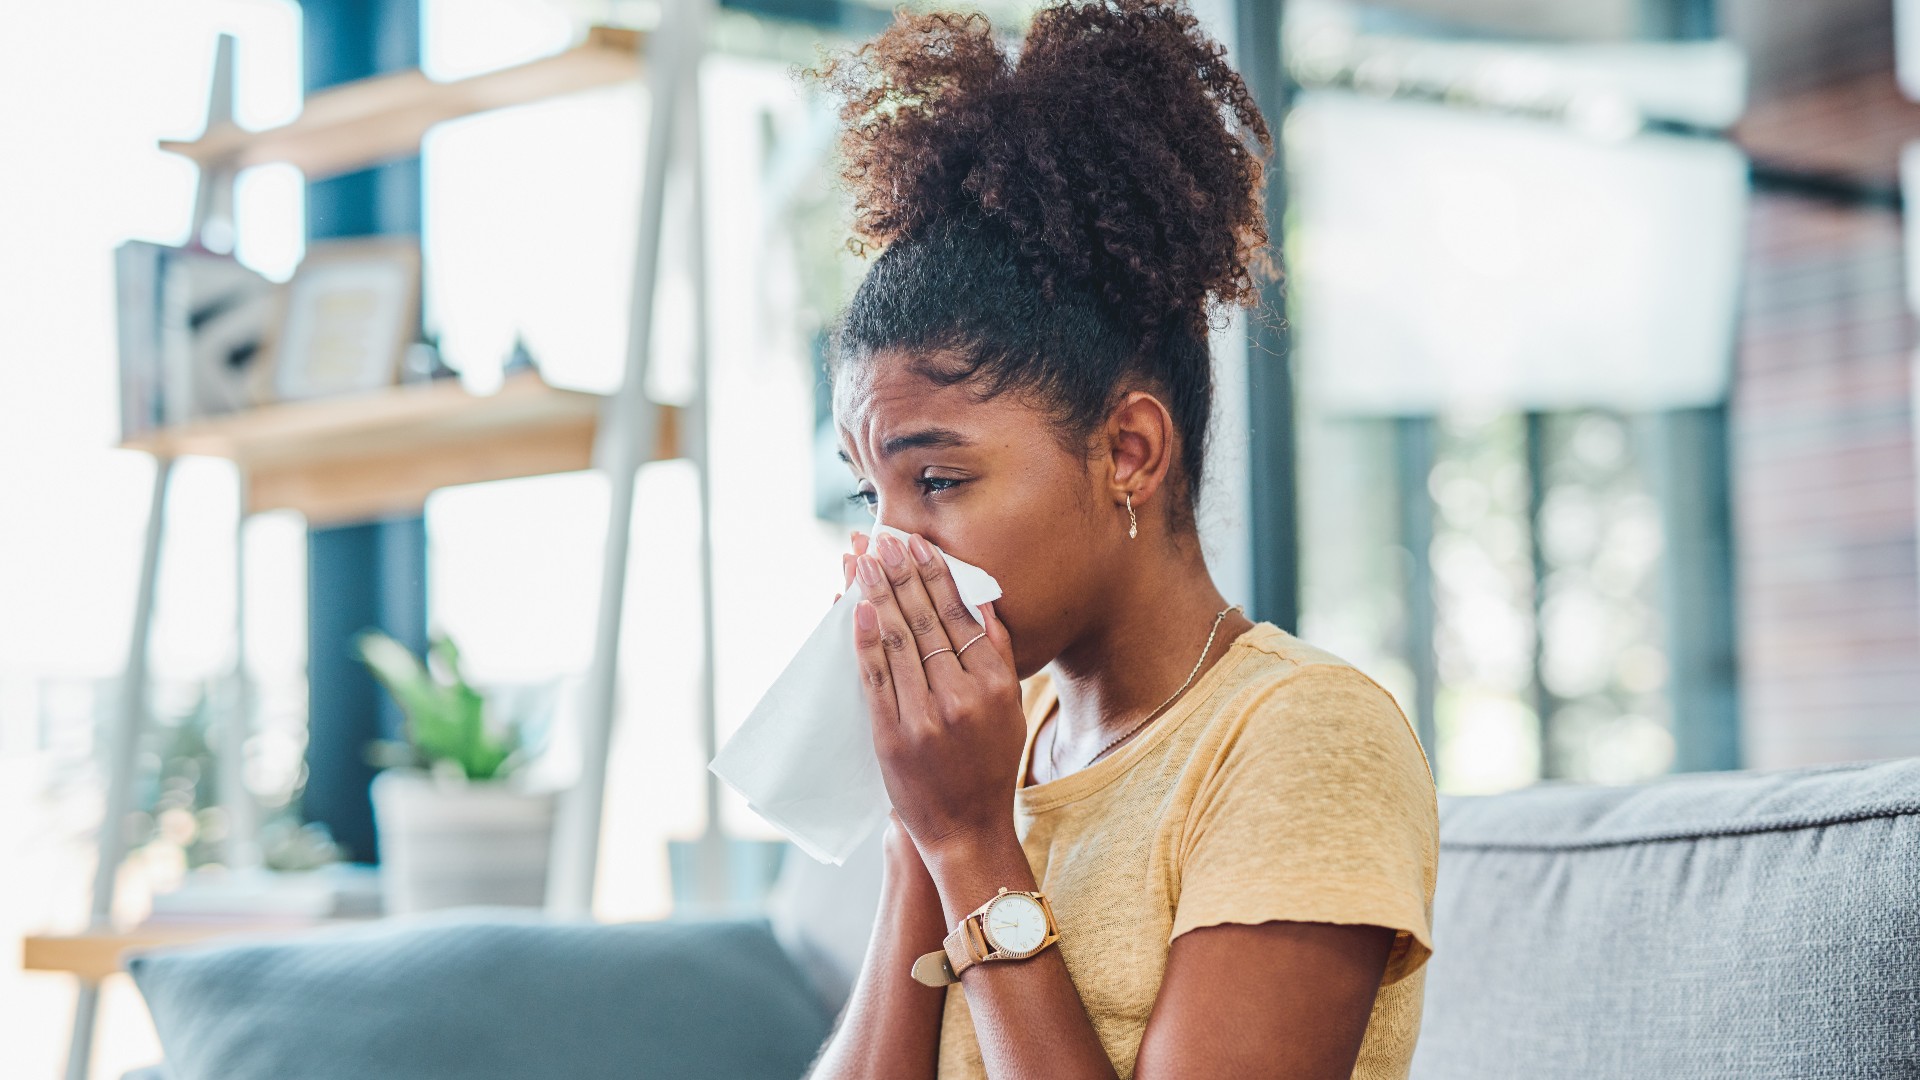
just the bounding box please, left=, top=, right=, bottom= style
left=921, top=647, right=955, bottom=662
left=956, top=632, right=988, bottom=656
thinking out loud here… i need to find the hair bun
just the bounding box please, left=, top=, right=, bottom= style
left=803, top=0, right=1276, bottom=348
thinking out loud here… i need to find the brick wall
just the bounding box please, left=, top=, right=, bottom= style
left=1732, top=192, right=1920, bottom=766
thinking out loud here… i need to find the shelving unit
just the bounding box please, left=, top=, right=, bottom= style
left=46, top=7, right=721, bottom=1079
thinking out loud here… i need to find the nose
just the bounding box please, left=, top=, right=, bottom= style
left=872, top=505, right=936, bottom=549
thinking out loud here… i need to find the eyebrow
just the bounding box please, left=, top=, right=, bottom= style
left=836, top=427, right=974, bottom=465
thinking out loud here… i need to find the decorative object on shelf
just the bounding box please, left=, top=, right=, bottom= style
left=114, top=242, right=279, bottom=437
left=266, top=238, right=421, bottom=402
left=400, top=333, right=460, bottom=384
left=502, top=332, right=540, bottom=379
left=354, top=629, right=553, bottom=914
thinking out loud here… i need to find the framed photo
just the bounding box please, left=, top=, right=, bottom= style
left=266, top=239, right=420, bottom=402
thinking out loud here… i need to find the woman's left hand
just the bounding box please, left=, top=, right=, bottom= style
left=852, top=531, right=1025, bottom=860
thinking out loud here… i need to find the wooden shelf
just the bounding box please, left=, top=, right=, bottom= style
left=121, top=370, right=681, bottom=527
left=24, top=919, right=354, bottom=982
left=162, top=26, right=645, bottom=181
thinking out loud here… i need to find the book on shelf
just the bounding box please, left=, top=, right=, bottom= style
left=146, top=863, right=383, bottom=921
left=114, top=241, right=279, bottom=441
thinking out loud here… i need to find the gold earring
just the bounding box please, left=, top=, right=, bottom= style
left=1126, top=492, right=1137, bottom=539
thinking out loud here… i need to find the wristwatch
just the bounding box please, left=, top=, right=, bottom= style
left=910, top=887, right=1061, bottom=987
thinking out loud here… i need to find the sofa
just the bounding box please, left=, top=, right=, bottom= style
left=123, top=756, right=1920, bottom=1079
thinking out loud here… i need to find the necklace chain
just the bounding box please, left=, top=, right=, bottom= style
left=1045, top=603, right=1245, bottom=781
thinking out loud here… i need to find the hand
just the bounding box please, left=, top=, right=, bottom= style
left=852, top=531, right=1024, bottom=860
left=831, top=529, right=873, bottom=608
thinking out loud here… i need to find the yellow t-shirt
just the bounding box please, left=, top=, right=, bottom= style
left=935, top=620, right=1439, bottom=1080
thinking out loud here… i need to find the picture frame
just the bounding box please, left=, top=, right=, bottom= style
left=264, top=238, right=421, bottom=402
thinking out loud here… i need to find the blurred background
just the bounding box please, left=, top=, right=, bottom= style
left=4, top=0, right=1918, bottom=1075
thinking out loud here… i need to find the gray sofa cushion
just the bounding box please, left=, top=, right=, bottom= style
left=1411, top=758, right=1920, bottom=1079
left=128, top=909, right=831, bottom=1080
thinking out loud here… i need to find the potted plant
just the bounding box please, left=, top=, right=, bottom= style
left=355, top=629, right=553, bottom=915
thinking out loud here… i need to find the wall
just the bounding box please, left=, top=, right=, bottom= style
left=1732, top=192, right=1920, bottom=766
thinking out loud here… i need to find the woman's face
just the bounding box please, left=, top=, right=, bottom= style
left=834, top=353, right=1114, bottom=678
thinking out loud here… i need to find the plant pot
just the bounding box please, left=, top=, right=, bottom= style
left=370, top=769, right=555, bottom=915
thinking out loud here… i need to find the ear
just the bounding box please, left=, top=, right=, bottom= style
left=1104, top=389, right=1177, bottom=508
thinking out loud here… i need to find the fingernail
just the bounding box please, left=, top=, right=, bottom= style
left=855, top=601, right=876, bottom=630
left=858, top=554, right=884, bottom=586
left=878, top=534, right=907, bottom=567
left=908, top=534, right=933, bottom=563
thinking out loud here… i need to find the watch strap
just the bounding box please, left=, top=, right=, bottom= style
left=909, top=912, right=982, bottom=987
left=910, top=946, right=957, bottom=986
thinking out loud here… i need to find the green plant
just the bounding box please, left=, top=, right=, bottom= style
left=132, top=683, right=225, bottom=870
left=132, top=678, right=343, bottom=871
left=352, top=629, right=522, bottom=781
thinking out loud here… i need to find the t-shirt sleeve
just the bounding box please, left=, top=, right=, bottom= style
left=1170, top=662, right=1439, bottom=986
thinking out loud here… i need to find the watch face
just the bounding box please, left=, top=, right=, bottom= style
left=983, top=893, right=1049, bottom=956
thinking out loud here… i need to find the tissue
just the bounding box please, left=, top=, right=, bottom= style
left=708, top=523, right=1003, bottom=865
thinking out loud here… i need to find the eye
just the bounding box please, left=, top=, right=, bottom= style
left=845, top=487, right=878, bottom=515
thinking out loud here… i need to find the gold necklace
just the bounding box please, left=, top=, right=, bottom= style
left=1045, top=603, right=1245, bottom=781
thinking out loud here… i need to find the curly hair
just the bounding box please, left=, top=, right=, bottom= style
left=806, top=0, right=1277, bottom=530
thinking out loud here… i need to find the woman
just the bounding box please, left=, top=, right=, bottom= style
left=801, top=2, right=1438, bottom=1078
